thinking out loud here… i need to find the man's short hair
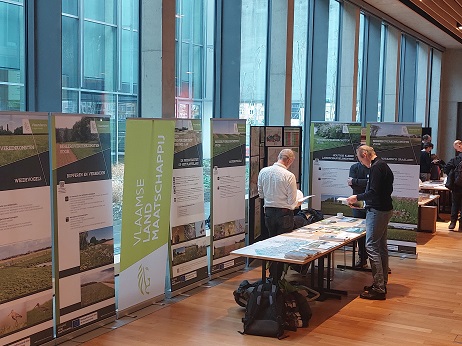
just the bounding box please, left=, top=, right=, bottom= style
left=278, top=149, right=295, bottom=162
left=423, top=142, right=433, bottom=149
left=356, top=145, right=376, bottom=157
left=422, top=134, right=431, bottom=142
left=454, top=140, right=462, bottom=149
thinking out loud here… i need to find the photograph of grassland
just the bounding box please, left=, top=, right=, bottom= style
left=213, top=234, right=245, bottom=260
left=320, top=194, right=354, bottom=217
left=0, top=114, right=49, bottom=167
left=172, top=244, right=207, bottom=266
left=369, top=123, right=421, bottom=150
left=171, top=221, right=205, bottom=244
left=213, top=218, right=245, bottom=240
left=0, top=239, right=52, bottom=304
left=79, top=227, right=114, bottom=272
left=390, top=197, right=418, bottom=224
left=80, top=267, right=115, bottom=308
left=387, top=226, right=417, bottom=243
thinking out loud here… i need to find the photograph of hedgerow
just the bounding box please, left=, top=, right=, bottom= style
left=80, top=267, right=115, bottom=308
left=172, top=243, right=207, bottom=266
left=171, top=221, right=206, bottom=244
left=79, top=227, right=114, bottom=272
left=312, top=123, right=361, bottom=152
left=0, top=239, right=52, bottom=304
left=390, top=197, right=418, bottom=224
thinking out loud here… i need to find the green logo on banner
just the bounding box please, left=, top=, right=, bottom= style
left=137, top=263, right=151, bottom=295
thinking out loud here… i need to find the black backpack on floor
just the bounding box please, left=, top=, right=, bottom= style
left=284, top=291, right=312, bottom=331
left=241, top=282, right=286, bottom=339
left=233, top=279, right=263, bottom=307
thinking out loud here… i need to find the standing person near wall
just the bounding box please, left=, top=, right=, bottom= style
left=346, top=145, right=394, bottom=300
left=420, top=142, right=433, bottom=182
left=444, top=140, right=462, bottom=230
left=257, top=149, right=301, bottom=281
left=421, top=134, right=432, bottom=149
left=348, top=159, right=370, bottom=269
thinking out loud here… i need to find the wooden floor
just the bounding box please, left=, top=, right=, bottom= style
left=72, top=220, right=462, bottom=346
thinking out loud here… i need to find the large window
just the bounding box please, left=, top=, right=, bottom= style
left=291, top=0, right=309, bottom=127
left=239, top=0, right=268, bottom=126
left=0, top=0, right=25, bottom=111
left=325, top=0, right=340, bottom=121
left=62, top=0, right=139, bottom=165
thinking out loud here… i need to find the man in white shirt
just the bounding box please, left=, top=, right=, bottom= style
left=258, top=148, right=300, bottom=281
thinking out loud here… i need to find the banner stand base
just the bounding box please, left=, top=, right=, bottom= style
left=167, top=277, right=210, bottom=299
left=55, top=315, right=116, bottom=345
left=210, top=263, right=245, bottom=280
left=117, top=293, right=165, bottom=319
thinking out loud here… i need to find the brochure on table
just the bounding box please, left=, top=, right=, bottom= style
left=51, top=114, right=115, bottom=337
left=0, top=112, right=53, bottom=346
left=119, top=119, right=175, bottom=314
left=210, top=119, right=247, bottom=275
left=169, top=119, right=208, bottom=293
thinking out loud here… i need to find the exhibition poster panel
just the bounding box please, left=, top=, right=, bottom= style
left=51, top=114, right=115, bottom=337
left=119, top=119, right=175, bottom=312
left=169, top=119, right=208, bottom=292
left=210, top=119, right=246, bottom=275
left=367, top=123, right=421, bottom=226
left=310, top=122, right=362, bottom=215
left=0, top=112, right=53, bottom=346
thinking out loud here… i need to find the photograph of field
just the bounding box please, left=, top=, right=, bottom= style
left=171, top=221, right=205, bottom=244
left=390, top=197, right=418, bottom=224
left=174, top=120, right=201, bottom=153
left=79, top=227, right=114, bottom=272
left=213, top=218, right=245, bottom=240
left=320, top=194, right=354, bottom=217
left=0, top=239, right=52, bottom=304
left=213, top=235, right=245, bottom=260
left=172, top=244, right=207, bottom=266
left=80, top=267, right=115, bottom=308
left=369, top=123, right=421, bottom=151
left=0, top=115, right=49, bottom=167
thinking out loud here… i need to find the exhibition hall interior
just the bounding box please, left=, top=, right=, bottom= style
left=1, top=0, right=462, bottom=345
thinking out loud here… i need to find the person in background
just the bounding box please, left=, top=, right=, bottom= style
left=421, top=134, right=432, bottom=149
left=346, top=145, right=394, bottom=300
left=430, top=153, right=445, bottom=181
left=258, top=148, right=301, bottom=281
left=348, top=159, right=370, bottom=269
left=444, top=140, right=462, bottom=230
left=420, top=142, right=433, bottom=182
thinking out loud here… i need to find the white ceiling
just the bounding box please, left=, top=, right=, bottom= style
left=361, top=0, right=462, bottom=49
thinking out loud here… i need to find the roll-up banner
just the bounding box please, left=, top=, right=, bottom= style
left=210, top=119, right=246, bottom=276
left=0, top=112, right=53, bottom=346
left=51, top=114, right=115, bottom=338
left=118, top=119, right=175, bottom=314
left=310, top=122, right=362, bottom=215
left=169, top=120, right=208, bottom=294
left=367, top=122, right=421, bottom=255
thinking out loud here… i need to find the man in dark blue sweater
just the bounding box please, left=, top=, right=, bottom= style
left=346, top=145, right=394, bottom=300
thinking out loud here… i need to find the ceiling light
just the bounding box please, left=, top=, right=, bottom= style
left=457, top=22, right=462, bottom=30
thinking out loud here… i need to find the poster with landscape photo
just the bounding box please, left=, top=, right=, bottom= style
left=0, top=112, right=54, bottom=346
left=51, top=113, right=115, bottom=337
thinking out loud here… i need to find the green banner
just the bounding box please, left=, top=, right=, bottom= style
left=120, top=119, right=175, bottom=271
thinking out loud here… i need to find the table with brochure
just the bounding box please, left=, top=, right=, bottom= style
left=231, top=216, right=366, bottom=300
